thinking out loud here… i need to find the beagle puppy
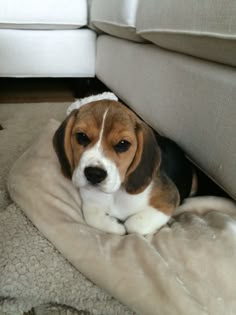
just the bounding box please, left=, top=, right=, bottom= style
left=53, top=99, right=196, bottom=235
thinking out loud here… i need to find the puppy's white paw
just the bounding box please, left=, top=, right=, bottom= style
left=125, top=215, right=154, bottom=235
left=107, top=217, right=126, bottom=235
left=83, top=205, right=126, bottom=235
left=125, top=208, right=170, bottom=235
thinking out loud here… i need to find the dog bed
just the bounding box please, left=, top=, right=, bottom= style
left=6, top=119, right=236, bottom=315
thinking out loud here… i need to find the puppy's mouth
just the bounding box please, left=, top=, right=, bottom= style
left=83, top=176, right=121, bottom=194
left=88, top=182, right=118, bottom=194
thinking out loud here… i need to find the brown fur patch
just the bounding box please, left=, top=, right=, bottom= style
left=124, top=122, right=161, bottom=194
left=64, top=114, right=76, bottom=171
left=53, top=110, right=77, bottom=178
left=150, top=172, right=180, bottom=215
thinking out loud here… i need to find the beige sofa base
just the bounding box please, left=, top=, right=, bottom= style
left=96, top=35, right=236, bottom=199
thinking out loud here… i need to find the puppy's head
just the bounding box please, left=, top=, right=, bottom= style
left=53, top=100, right=160, bottom=194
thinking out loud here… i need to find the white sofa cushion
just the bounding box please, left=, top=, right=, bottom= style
left=137, top=0, right=236, bottom=66
left=91, top=0, right=143, bottom=42
left=96, top=35, right=236, bottom=199
left=0, top=0, right=88, bottom=30
left=0, top=29, right=96, bottom=77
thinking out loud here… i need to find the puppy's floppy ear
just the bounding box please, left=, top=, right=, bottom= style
left=53, top=110, right=77, bottom=179
left=125, top=122, right=161, bottom=194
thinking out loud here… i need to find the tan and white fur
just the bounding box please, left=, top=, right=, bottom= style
left=53, top=96, right=195, bottom=235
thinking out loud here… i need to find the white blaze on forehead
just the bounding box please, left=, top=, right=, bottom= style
left=96, top=107, right=109, bottom=150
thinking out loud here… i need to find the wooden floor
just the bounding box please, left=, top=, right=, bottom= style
left=0, top=78, right=75, bottom=103
left=0, top=78, right=109, bottom=103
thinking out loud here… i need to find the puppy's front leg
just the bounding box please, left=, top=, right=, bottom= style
left=83, top=203, right=126, bottom=235
left=125, top=207, right=170, bottom=235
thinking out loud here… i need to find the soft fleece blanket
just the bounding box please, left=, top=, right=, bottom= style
left=3, top=119, right=236, bottom=315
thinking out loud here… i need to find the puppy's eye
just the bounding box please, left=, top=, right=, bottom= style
left=76, top=132, right=91, bottom=147
left=114, top=140, right=131, bottom=153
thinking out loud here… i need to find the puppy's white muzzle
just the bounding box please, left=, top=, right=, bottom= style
left=72, top=147, right=121, bottom=193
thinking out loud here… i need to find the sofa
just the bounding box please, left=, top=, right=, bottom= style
left=91, top=0, right=236, bottom=201
left=0, top=0, right=235, bottom=200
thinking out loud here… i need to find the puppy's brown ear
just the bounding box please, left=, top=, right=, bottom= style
left=53, top=110, right=77, bottom=179
left=125, top=123, right=161, bottom=194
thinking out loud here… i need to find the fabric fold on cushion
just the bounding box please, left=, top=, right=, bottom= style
left=8, top=119, right=236, bottom=315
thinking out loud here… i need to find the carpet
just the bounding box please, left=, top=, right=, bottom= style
left=0, top=102, right=134, bottom=315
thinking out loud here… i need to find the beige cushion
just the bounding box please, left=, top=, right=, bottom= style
left=137, top=0, right=236, bottom=66
left=96, top=35, right=236, bottom=199
left=7, top=119, right=236, bottom=315
left=91, top=0, right=143, bottom=42
left=0, top=0, right=88, bottom=30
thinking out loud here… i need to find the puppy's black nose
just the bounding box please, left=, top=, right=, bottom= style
left=84, top=166, right=107, bottom=184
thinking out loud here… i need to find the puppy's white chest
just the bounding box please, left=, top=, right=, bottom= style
left=80, top=183, right=170, bottom=235
left=80, top=185, right=152, bottom=221
left=110, top=186, right=152, bottom=220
